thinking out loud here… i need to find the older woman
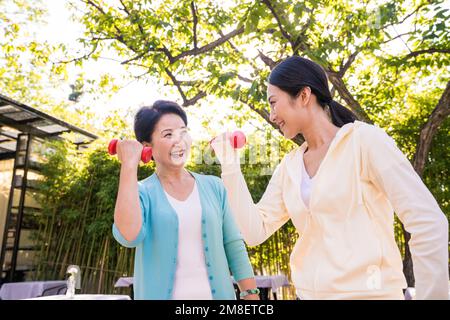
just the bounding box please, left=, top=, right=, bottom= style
left=112, top=100, right=258, bottom=300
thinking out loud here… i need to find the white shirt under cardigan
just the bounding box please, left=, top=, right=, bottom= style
left=164, top=181, right=213, bottom=300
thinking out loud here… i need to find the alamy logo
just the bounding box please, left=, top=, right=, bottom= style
left=366, top=265, right=381, bottom=290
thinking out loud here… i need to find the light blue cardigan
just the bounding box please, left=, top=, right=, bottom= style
left=112, top=171, right=255, bottom=300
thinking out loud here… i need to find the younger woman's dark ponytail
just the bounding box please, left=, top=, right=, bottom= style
left=328, top=100, right=358, bottom=127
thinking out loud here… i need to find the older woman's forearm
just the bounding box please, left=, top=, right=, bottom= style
left=237, top=277, right=257, bottom=291
left=114, top=165, right=142, bottom=242
left=237, top=278, right=260, bottom=300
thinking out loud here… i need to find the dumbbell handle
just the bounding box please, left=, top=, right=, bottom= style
left=108, top=139, right=153, bottom=163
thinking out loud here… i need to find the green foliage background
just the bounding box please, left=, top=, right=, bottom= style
left=1, top=0, right=448, bottom=298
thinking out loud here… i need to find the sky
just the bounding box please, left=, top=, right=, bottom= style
left=33, top=0, right=232, bottom=142
left=41, top=2, right=180, bottom=120
left=6, top=0, right=432, bottom=143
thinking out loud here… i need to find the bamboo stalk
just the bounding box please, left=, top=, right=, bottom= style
left=44, top=207, right=57, bottom=259
left=75, top=174, right=95, bottom=262
left=97, top=236, right=109, bottom=293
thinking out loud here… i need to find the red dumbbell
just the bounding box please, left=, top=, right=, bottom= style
left=210, top=130, right=246, bottom=149
left=108, top=139, right=153, bottom=163
left=229, top=130, right=246, bottom=149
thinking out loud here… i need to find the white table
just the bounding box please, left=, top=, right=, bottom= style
left=115, top=274, right=291, bottom=300
left=114, top=277, right=134, bottom=288
left=233, top=275, right=290, bottom=292
left=0, top=281, right=67, bottom=300
left=115, top=275, right=290, bottom=290
left=233, top=275, right=290, bottom=300
left=24, top=294, right=131, bottom=300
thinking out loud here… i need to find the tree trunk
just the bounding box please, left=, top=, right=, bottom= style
left=413, top=80, right=450, bottom=176
left=403, top=79, right=450, bottom=287
left=327, top=73, right=372, bottom=123
left=402, top=226, right=415, bottom=287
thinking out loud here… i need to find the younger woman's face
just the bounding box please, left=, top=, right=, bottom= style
left=147, top=113, right=192, bottom=168
left=267, top=84, right=312, bottom=139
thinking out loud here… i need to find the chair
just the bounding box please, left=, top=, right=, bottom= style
left=40, top=283, right=67, bottom=296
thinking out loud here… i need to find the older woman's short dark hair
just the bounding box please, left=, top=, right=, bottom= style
left=134, top=100, right=188, bottom=143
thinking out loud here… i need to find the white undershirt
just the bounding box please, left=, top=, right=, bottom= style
left=300, top=154, right=313, bottom=208
left=164, top=181, right=213, bottom=300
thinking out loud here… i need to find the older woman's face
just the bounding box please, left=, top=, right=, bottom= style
left=149, top=113, right=192, bottom=168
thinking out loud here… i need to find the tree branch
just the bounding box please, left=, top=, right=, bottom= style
left=191, top=1, right=198, bottom=49
left=82, top=0, right=250, bottom=110
left=164, top=68, right=206, bottom=106
left=217, top=29, right=260, bottom=72
left=81, top=0, right=370, bottom=137
left=380, top=31, right=414, bottom=45
left=183, top=91, right=207, bottom=106
left=292, top=16, right=314, bottom=54
left=339, top=50, right=360, bottom=77
left=121, top=51, right=146, bottom=65
left=380, top=3, right=427, bottom=30
left=118, top=0, right=130, bottom=15
left=83, top=0, right=106, bottom=14
left=121, top=0, right=146, bottom=37
left=55, top=40, right=99, bottom=64
left=261, top=0, right=294, bottom=48
left=259, top=1, right=361, bottom=111
left=327, top=72, right=372, bottom=123
left=404, top=48, right=450, bottom=59
left=83, top=0, right=140, bottom=54
left=237, top=74, right=253, bottom=83
left=413, top=80, right=450, bottom=176
left=258, top=50, right=277, bottom=70
left=171, top=26, right=244, bottom=62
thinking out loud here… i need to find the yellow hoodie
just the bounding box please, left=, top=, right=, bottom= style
left=216, top=121, right=449, bottom=300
